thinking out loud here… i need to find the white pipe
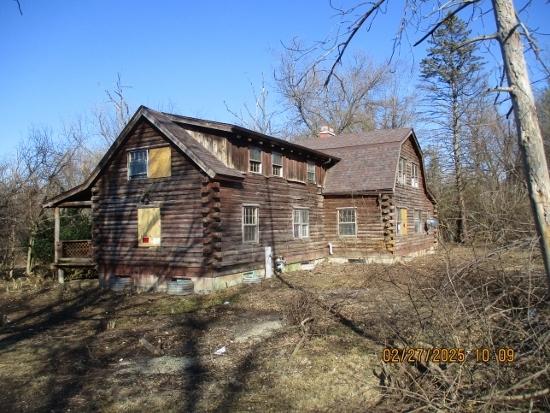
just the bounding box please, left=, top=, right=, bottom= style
left=328, top=242, right=333, bottom=255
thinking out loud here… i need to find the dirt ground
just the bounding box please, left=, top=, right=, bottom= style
left=0, top=247, right=547, bottom=412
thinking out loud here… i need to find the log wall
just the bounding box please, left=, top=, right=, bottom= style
left=217, top=174, right=326, bottom=274
left=92, top=120, right=210, bottom=279
left=393, top=137, right=437, bottom=254
left=323, top=195, right=388, bottom=257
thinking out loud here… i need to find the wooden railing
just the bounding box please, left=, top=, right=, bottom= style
left=58, top=240, right=92, bottom=259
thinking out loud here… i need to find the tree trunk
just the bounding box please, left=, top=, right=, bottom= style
left=492, top=0, right=550, bottom=288
left=452, top=98, right=468, bottom=243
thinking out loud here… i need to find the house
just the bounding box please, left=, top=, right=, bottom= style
left=44, top=106, right=437, bottom=291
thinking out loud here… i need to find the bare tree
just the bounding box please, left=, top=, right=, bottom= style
left=95, top=74, right=131, bottom=146
left=276, top=50, right=392, bottom=136
left=307, top=0, right=550, bottom=288
left=224, top=75, right=283, bottom=136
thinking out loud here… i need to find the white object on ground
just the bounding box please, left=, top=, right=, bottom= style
left=214, top=346, right=226, bottom=355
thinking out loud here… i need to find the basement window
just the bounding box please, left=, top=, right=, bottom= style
left=272, top=152, right=283, bottom=177
left=242, top=205, right=259, bottom=243
left=397, top=207, right=408, bottom=236
left=307, top=162, right=316, bottom=184
left=249, top=147, right=262, bottom=173
left=411, top=163, right=419, bottom=188
left=338, top=208, right=357, bottom=236
left=398, top=157, right=407, bottom=185
left=293, top=209, right=310, bottom=239
left=138, top=207, right=161, bottom=247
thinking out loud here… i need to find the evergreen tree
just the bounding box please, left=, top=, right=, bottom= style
left=420, top=15, right=485, bottom=243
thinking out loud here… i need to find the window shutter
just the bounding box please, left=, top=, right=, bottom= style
left=138, top=207, right=161, bottom=246
left=148, top=147, right=171, bottom=178
left=400, top=208, right=408, bottom=235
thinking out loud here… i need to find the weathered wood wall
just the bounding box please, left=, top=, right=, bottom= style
left=92, top=120, right=209, bottom=279
left=217, top=175, right=326, bottom=275
left=323, top=195, right=388, bottom=258
left=393, top=137, right=437, bottom=254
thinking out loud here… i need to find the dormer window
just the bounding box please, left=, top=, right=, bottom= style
left=272, top=152, right=283, bottom=177
left=128, top=149, right=148, bottom=178
left=249, top=147, right=262, bottom=173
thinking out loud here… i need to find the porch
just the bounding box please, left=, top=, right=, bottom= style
left=51, top=200, right=94, bottom=283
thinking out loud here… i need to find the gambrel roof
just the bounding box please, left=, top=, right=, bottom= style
left=295, top=129, right=434, bottom=201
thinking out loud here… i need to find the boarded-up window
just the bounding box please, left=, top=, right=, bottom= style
left=149, top=147, right=172, bottom=178
left=249, top=147, right=262, bottom=173
left=128, top=149, right=148, bottom=178
left=272, top=152, right=283, bottom=177
left=138, top=207, right=161, bottom=246
left=397, top=208, right=408, bottom=235
left=293, top=209, right=309, bottom=238
left=307, top=162, right=316, bottom=184
left=411, top=163, right=419, bottom=188
left=338, top=208, right=357, bottom=236
left=242, top=206, right=259, bottom=243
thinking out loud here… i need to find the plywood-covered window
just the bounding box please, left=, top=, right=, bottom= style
left=397, top=207, right=408, bottom=235
left=414, top=210, right=422, bottom=233
left=128, top=149, right=148, bottom=178
left=398, top=157, right=407, bottom=185
left=272, top=152, right=283, bottom=177
left=293, top=209, right=309, bottom=239
left=138, top=207, right=161, bottom=246
left=242, top=205, right=259, bottom=243
left=307, top=162, right=316, bottom=184
left=148, top=147, right=172, bottom=178
left=128, top=146, right=171, bottom=179
left=249, top=147, right=262, bottom=173
left=411, top=163, right=419, bottom=188
left=338, top=208, right=357, bottom=236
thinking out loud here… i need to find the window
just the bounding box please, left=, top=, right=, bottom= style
left=249, top=147, right=262, bottom=173
left=338, top=208, right=357, bottom=236
left=396, top=208, right=408, bottom=235
left=272, top=152, right=283, bottom=177
left=293, top=209, right=310, bottom=238
left=242, top=206, right=259, bottom=243
left=137, top=207, right=161, bottom=246
left=411, top=163, right=419, bottom=188
left=398, top=157, right=407, bottom=185
left=307, top=162, right=316, bottom=184
left=128, top=146, right=172, bottom=179
left=414, top=210, right=422, bottom=233
left=128, top=149, right=148, bottom=178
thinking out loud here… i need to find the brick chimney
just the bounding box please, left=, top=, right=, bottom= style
left=318, top=125, right=335, bottom=139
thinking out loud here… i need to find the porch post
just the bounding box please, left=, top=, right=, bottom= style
left=54, top=207, right=64, bottom=284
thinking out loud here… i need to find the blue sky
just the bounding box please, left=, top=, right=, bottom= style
left=1, top=0, right=548, bottom=156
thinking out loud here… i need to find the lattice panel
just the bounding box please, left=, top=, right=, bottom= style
left=61, top=241, right=92, bottom=258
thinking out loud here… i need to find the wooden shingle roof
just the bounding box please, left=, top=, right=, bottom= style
left=295, top=129, right=414, bottom=195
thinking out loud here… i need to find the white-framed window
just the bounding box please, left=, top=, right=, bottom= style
left=128, top=149, right=148, bottom=178
left=293, top=208, right=310, bottom=239
left=272, top=152, right=283, bottom=177
left=307, top=162, right=316, bottom=184
left=338, top=208, right=357, bottom=236
left=397, top=207, right=408, bottom=235
left=411, top=163, right=419, bottom=188
left=249, top=147, right=262, bottom=173
left=414, top=210, right=422, bottom=233
left=242, top=205, right=259, bottom=243
left=398, top=157, right=407, bottom=185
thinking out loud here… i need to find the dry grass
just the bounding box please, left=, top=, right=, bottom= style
left=0, top=244, right=548, bottom=412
